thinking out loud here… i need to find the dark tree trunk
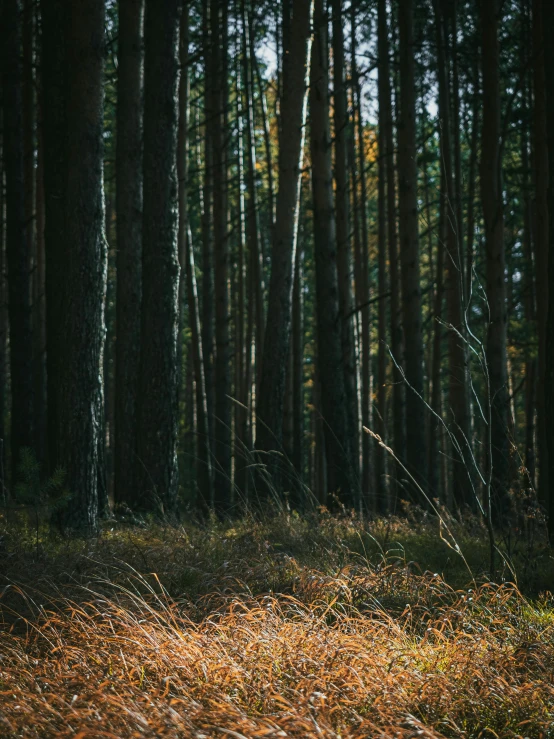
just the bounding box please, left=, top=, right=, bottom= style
left=2, top=0, right=34, bottom=478
left=35, top=35, right=47, bottom=474
left=310, top=0, right=356, bottom=506
left=376, top=0, right=390, bottom=511
left=179, top=3, right=212, bottom=507
left=256, top=0, right=312, bottom=465
left=351, top=7, right=372, bottom=507
left=428, top=185, right=446, bottom=501
left=115, top=0, right=143, bottom=506
left=480, top=0, right=509, bottom=519
left=292, top=239, right=304, bottom=489
left=398, top=0, right=426, bottom=495
left=135, top=0, right=181, bottom=514
left=201, top=0, right=215, bottom=464
left=542, top=0, right=554, bottom=535
left=332, top=0, right=358, bottom=486
left=0, top=153, right=7, bottom=497
left=209, top=0, right=231, bottom=512
left=379, top=0, right=405, bottom=489
left=434, top=0, right=473, bottom=509
left=41, top=0, right=107, bottom=532
left=533, top=0, right=549, bottom=510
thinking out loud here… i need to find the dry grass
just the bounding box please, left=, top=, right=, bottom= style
left=0, top=513, right=553, bottom=738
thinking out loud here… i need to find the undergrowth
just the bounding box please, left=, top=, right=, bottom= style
left=0, top=511, right=553, bottom=737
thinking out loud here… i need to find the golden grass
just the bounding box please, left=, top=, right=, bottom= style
left=0, top=514, right=553, bottom=737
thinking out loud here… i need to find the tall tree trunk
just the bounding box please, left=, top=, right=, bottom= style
left=41, top=0, right=107, bottom=532
left=351, top=7, right=372, bottom=507
left=0, top=151, right=7, bottom=496
left=533, top=0, right=549, bottom=511
left=136, top=0, right=181, bottom=514
left=434, top=0, right=473, bottom=509
left=332, top=0, right=359, bottom=486
left=238, top=0, right=263, bottom=495
left=310, top=0, right=356, bottom=506
left=209, top=0, right=231, bottom=511
left=292, top=239, right=304, bottom=489
left=2, top=0, right=34, bottom=478
left=377, top=0, right=390, bottom=511
left=380, top=0, right=405, bottom=487
left=115, top=0, right=143, bottom=506
left=480, top=0, right=509, bottom=519
left=35, top=30, right=47, bottom=475
left=465, top=58, right=480, bottom=301
left=202, top=0, right=215, bottom=462
left=542, top=0, right=554, bottom=536
left=520, top=22, right=536, bottom=486
left=398, top=0, right=426, bottom=495
left=179, top=2, right=212, bottom=507
left=429, top=185, right=446, bottom=500
left=256, top=0, right=313, bottom=470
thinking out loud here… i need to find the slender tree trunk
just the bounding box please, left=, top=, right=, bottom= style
left=2, top=0, right=34, bottom=478
left=465, top=58, right=480, bottom=301
left=351, top=7, right=372, bottom=507
left=310, top=0, right=356, bottom=506
left=429, top=185, right=446, bottom=500
left=202, top=0, right=215, bottom=460
left=533, top=0, right=549, bottom=510
left=292, top=239, right=304, bottom=489
left=480, top=0, right=509, bottom=519
left=42, top=0, right=107, bottom=532
left=115, top=0, right=143, bottom=506
left=0, top=151, right=7, bottom=496
left=332, top=0, right=359, bottom=486
left=136, top=0, right=181, bottom=514
left=398, top=0, right=426, bottom=495
left=256, top=0, right=313, bottom=468
left=380, top=0, right=405, bottom=480
left=434, top=0, right=473, bottom=509
left=35, top=32, right=47, bottom=474
left=179, top=2, right=212, bottom=506
left=542, top=0, right=554, bottom=535
left=252, top=34, right=275, bottom=230
left=520, top=32, right=536, bottom=485
left=241, top=0, right=264, bottom=473
left=376, top=0, right=390, bottom=511
left=209, top=0, right=231, bottom=511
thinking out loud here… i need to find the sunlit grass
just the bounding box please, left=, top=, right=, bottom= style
left=1, top=511, right=553, bottom=737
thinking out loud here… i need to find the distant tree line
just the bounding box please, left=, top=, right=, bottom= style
left=0, top=0, right=553, bottom=535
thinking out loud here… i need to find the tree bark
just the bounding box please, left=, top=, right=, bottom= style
left=434, top=0, right=473, bottom=509
left=135, top=0, right=181, bottom=514
left=115, top=0, right=143, bottom=506
left=332, top=0, right=359, bottom=487
left=256, top=0, right=313, bottom=469
left=41, top=0, right=107, bottom=532
left=201, top=0, right=215, bottom=465
left=532, top=0, right=549, bottom=510
left=542, top=0, right=554, bottom=535
left=209, top=0, right=232, bottom=512
left=398, top=0, right=426, bottom=495
left=377, top=0, right=390, bottom=511
left=379, top=0, right=405, bottom=489
left=2, top=0, right=34, bottom=478
left=0, top=149, right=7, bottom=496
left=310, top=0, right=356, bottom=506
left=351, top=7, right=372, bottom=507
left=480, top=0, right=509, bottom=519
left=179, top=2, right=212, bottom=507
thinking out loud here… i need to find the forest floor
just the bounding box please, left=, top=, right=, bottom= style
left=0, top=510, right=553, bottom=738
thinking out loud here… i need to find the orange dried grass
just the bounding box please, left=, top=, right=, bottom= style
left=1, top=565, right=553, bottom=738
